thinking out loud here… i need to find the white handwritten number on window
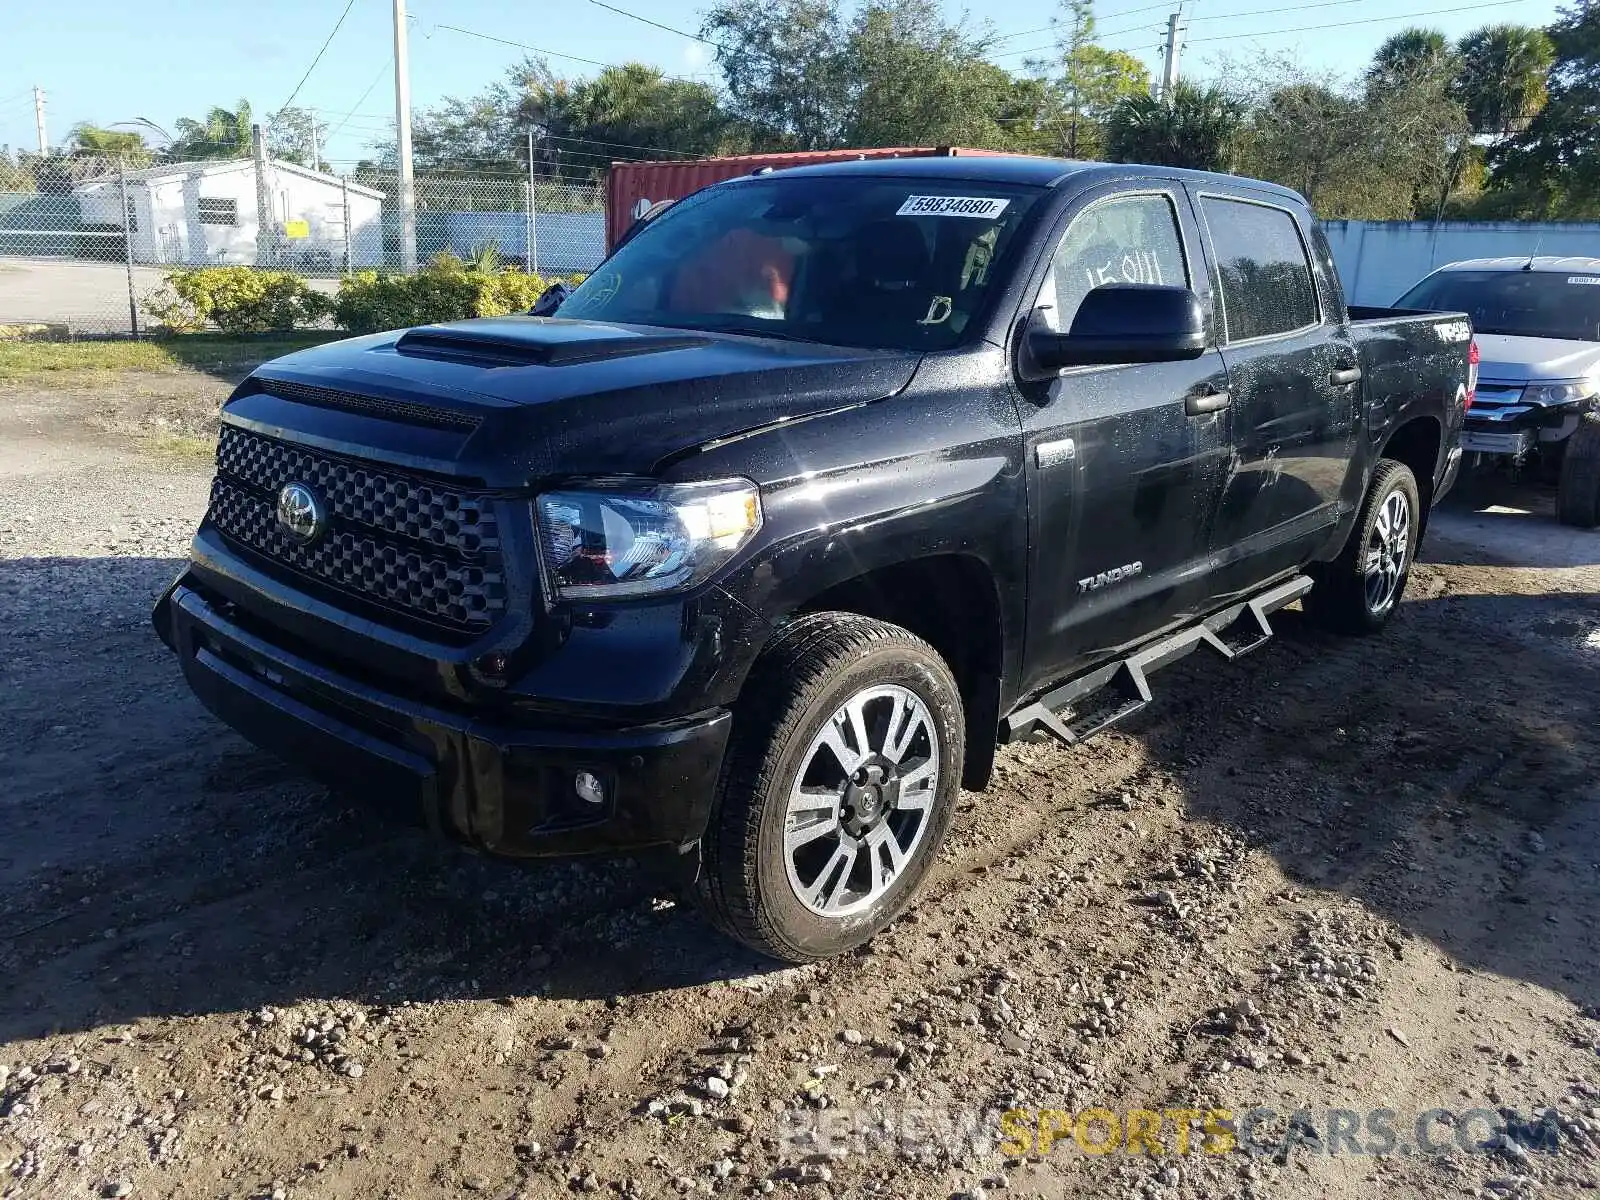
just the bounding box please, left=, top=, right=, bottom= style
left=1085, top=250, right=1166, bottom=289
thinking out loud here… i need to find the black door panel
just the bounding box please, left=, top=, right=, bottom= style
left=1017, top=184, right=1230, bottom=697
left=1192, top=191, right=1356, bottom=598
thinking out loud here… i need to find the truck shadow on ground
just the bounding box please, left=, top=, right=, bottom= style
left=1, top=555, right=1596, bottom=1044
left=1129, top=581, right=1600, bottom=1015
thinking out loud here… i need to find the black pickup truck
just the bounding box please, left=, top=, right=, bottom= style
left=153, top=157, right=1471, bottom=962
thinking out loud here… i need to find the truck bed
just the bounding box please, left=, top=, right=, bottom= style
left=1347, top=304, right=1464, bottom=328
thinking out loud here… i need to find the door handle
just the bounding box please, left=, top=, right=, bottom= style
left=1329, top=366, right=1363, bottom=387
left=1185, top=388, right=1230, bottom=416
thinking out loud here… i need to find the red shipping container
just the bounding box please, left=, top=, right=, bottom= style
left=604, top=146, right=1020, bottom=251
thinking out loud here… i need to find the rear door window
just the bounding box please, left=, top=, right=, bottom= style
left=1200, top=196, right=1320, bottom=342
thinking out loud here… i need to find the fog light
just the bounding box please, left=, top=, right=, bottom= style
left=574, top=771, right=607, bottom=806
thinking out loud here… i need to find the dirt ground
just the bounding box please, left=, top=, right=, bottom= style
left=2, top=374, right=1598, bottom=1200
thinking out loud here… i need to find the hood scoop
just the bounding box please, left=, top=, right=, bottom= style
left=394, top=319, right=709, bottom=368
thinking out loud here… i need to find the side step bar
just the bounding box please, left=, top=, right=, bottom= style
left=1002, top=574, right=1313, bottom=747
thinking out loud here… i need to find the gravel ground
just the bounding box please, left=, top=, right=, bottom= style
left=2, top=380, right=1599, bottom=1200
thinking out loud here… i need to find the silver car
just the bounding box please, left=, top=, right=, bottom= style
left=1396, top=256, right=1600, bottom=525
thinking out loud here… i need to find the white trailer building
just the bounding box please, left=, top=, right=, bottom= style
left=75, top=158, right=383, bottom=269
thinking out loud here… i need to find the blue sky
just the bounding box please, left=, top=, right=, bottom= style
left=0, top=0, right=1564, bottom=167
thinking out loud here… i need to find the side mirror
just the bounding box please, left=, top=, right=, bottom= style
left=529, top=281, right=570, bottom=317
left=616, top=199, right=675, bottom=251
left=1026, top=284, right=1207, bottom=373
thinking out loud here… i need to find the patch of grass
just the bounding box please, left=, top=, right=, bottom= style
left=145, top=430, right=219, bottom=464
left=0, top=333, right=341, bottom=385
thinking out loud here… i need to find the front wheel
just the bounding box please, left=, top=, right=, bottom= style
left=694, top=613, right=965, bottom=962
left=1303, top=458, right=1421, bottom=635
left=1557, top=411, right=1600, bottom=528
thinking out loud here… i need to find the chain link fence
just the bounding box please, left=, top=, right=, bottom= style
left=0, top=152, right=608, bottom=338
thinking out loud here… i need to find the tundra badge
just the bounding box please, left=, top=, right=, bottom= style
left=1078, top=561, right=1144, bottom=593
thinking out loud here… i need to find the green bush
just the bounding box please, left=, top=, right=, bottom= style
left=331, top=260, right=551, bottom=335
left=143, top=267, right=331, bottom=334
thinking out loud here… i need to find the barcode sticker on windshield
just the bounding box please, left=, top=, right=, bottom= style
left=1568, top=276, right=1600, bottom=285
left=896, top=195, right=1010, bottom=219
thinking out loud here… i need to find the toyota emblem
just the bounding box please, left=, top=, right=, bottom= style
left=276, top=481, right=327, bottom=544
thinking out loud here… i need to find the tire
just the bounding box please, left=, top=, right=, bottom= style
left=1303, top=458, right=1421, bottom=636
left=694, top=612, right=965, bottom=963
left=1557, top=412, right=1600, bottom=529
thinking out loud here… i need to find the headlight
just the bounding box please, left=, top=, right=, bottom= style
left=536, top=478, right=762, bottom=600
left=1523, top=379, right=1599, bottom=408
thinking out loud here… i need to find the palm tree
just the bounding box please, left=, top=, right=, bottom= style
left=67, top=123, right=153, bottom=166
left=167, top=100, right=254, bottom=161
left=1105, top=84, right=1243, bottom=172
left=1367, top=28, right=1458, bottom=92
left=1451, top=24, right=1555, bottom=136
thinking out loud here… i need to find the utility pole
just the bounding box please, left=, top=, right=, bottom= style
left=32, top=86, right=47, bottom=153
left=309, top=118, right=321, bottom=174
left=393, top=0, right=417, bottom=273
left=252, top=123, right=275, bottom=267
left=526, top=130, right=538, bottom=274
left=340, top=176, right=352, bottom=272
left=1159, top=11, right=1186, bottom=101
left=119, top=160, right=139, bottom=337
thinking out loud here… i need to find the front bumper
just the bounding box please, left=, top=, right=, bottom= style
left=155, top=578, right=732, bottom=858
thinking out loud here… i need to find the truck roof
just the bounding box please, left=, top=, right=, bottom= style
left=749, top=154, right=1307, bottom=204
left=1436, top=255, right=1600, bottom=274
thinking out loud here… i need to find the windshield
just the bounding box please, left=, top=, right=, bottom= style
left=1396, top=269, right=1600, bottom=342
left=561, top=177, right=1045, bottom=351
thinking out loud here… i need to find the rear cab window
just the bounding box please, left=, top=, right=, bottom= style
left=1199, top=195, right=1321, bottom=342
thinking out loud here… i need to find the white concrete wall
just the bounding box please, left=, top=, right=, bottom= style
left=1322, top=220, right=1600, bottom=306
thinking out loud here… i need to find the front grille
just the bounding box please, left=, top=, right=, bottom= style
left=208, top=426, right=508, bottom=633
left=216, top=427, right=498, bottom=556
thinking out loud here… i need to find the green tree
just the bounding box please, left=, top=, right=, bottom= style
left=702, top=0, right=850, bottom=149
left=376, top=59, right=734, bottom=182
left=1451, top=24, right=1556, bottom=135
left=1105, top=83, right=1243, bottom=171
left=523, top=63, right=735, bottom=171
left=267, top=107, right=331, bottom=170
left=840, top=0, right=1021, bottom=148
left=1231, top=54, right=1465, bottom=218
left=1490, top=0, right=1600, bottom=216
left=1032, top=0, right=1150, bottom=157
left=168, top=100, right=254, bottom=160
left=0, top=151, right=35, bottom=192
left=1367, top=28, right=1458, bottom=92
left=702, top=0, right=1068, bottom=152
left=66, top=124, right=153, bottom=166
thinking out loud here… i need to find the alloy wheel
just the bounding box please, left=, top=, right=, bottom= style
left=1363, top=488, right=1411, bottom=616
left=782, top=684, right=940, bottom=918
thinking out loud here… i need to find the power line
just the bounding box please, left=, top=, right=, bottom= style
left=987, top=0, right=1184, bottom=49
left=539, top=132, right=699, bottom=159
left=1188, top=0, right=1525, bottom=41
left=274, top=0, right=360, bottom=117
left=435, top=23, right=636, bottom=72
left=992, top=25, right=1165, bottom=60
left=581, top=0, right=721, bottom=48
left=1187, top=0, right=1473, bottom=28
